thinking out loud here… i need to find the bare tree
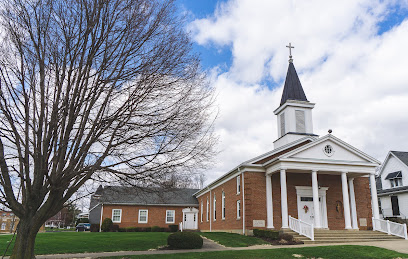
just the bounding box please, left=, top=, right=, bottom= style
left=0, top=0, right=217, bottom=257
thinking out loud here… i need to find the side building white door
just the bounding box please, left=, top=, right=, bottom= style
left=182, top=208, right=198, bottom=230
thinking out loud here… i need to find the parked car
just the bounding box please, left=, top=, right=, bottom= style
left=76, top=223, right=91, bottom=232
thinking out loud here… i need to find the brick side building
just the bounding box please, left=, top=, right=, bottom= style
left=90, top=54, right=381, bottom=235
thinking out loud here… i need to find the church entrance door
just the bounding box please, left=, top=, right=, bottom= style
left=296, top=186, right=328, bottom=228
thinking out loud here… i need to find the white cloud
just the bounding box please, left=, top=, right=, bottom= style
left=189, top=0, right=408, bottom=183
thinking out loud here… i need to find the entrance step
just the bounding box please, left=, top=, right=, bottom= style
left=281, top=229, right=404, bottom=244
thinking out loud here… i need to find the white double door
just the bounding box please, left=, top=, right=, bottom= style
left=296, top=187, right=328, bottom=228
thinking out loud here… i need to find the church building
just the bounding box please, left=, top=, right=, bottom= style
left=194, top=49, right=381, bottom=234
left=90, top=48, right=383, bottom=237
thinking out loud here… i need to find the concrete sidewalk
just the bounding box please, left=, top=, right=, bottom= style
left=6, top=239, right=408, bottom=258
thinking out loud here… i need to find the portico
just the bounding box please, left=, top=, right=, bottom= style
left=264, top=145, right=380, bottom=230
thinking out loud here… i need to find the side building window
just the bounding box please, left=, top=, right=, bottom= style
left=112, top=209, right=122, bottom=223
left=206, top=198, right=209, bottom=222
left=138, top=209, right=148, bottom=223
left=213, top=194, right=216, bottom=221
left=237, top=200, right=241, bottom=219
left=237, top=176, right=241, bottom=194
left=166, top=210, right=175, bottom=224
left=222, top=191, right=226, bottom=219
left=201, top=200, right=203, bottom=222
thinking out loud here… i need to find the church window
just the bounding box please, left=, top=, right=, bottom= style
left=222, top=191, right=225, bottom=219
left=280, top=113, right=285, bottom=136
left=237, top=200, right=241, bottom=219
left=237, top=176, right=241, bottom=194
left=206, top=198, right=209, bottom=222
left=213, top=194, right=216, bottom=221
left=201, top=200, right=203, bottom=222
left=138, top=209, right=148, bottom=223
left=112, top=209, right=122, bottom=223
left=295, top=110, right=306, bottom=133
left=323, top=145, right=334, bottom=156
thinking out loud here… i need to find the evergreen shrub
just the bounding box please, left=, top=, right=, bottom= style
left=167, top=232, right=203, bottom=249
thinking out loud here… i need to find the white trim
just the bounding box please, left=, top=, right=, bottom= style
left=166, top=210, right=175, bottom=224
left=138, top=209, right=148, bottom=224
left=112, top=209, right=122, bottom=223
left=99, top=204, right=104, bottom=232
left=100, top=203, right=198, bottom=207
left=378, top=151, right=408, bottom=177
left=274, top=100, right=316, bottom=115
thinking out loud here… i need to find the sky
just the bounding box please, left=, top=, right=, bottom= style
left=176, top=0, right=408, bottom=184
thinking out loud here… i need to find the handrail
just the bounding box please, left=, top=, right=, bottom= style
left=373, top=217, right=407, bottom=239
left=179, top=222, right=183, bottom=232
left=289, top=215, right=314, bottom=241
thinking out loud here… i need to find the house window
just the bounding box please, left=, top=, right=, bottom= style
left=1, top=223, right=5, bottom=230
left=166, top=210, right=175, bottom=224
left=222, top=191, right=226, bottom=219
left=201, top=200, right=203, bottom=222
left=378, top=198, right=382, bottom=215
left=237, top=176, right=241, bottom=194
left=390, top=178, right=402, bottom=188
left=206, top=198, right=209, bottom=222
left=213, top=194, right=216, bottom=221
left=138, top=210, right=148, bottom=223
left=280, top=113, right=285, bottom=136
left=237, top=200, right=241, bottom=219
left=112, top=209, right=122, bottom=223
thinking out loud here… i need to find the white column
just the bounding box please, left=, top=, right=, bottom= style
left=280, top=169, right=288, bottom=228
left=370, top=173, right=380, bottom=220
left=348, top=178, right=359, bottom=229
left=341, top=172, right=352, bottom=229
left=312, top=170, right=321, bottom=228
left=266, top=174, right=274, bottom=228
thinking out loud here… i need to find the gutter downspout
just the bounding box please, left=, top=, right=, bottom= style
left=239, top=167, right=246, bottom=235
left=99, top=204, right=104, bottom=232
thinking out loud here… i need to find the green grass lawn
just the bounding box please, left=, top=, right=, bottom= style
left=105, top=245, right=408, bottom=259
left=200, top=232, right=268, bottom=247
left=0, top=232, right=171, bottom=256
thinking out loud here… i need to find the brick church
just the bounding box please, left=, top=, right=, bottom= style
left=90, top=51, right=381, bottom=234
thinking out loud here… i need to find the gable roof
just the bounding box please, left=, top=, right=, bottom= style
left=91, top=186, right=199, bottom=206
left=279, top=134, right=381, bottom=165
left=378, top=151, right=408, bottom=176
left=280, top=62, right=308, bottom=105
left=391, top=151, right=408, bottom=167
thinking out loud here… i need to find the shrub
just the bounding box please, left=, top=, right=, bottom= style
left=142, top=227, right=151, bottom=232
left=90, top=224, right=100, bottom=232
left=110, top=224, right=119, bottom=232
left=151, top=226, right=161, bottom=232
left=279, top=233, right=294, bottom=242
left=101, top=218, right=113, bottom=232
left=169, top=224, right=178, bottom=232
left=167, top=232, right=203, bottom=249
left=118, top=228, right=126, bottom=232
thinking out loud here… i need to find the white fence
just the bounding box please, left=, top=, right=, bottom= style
left=289, top=215, right=314, bottom=241
left=372, top=217, right=407, bottom=239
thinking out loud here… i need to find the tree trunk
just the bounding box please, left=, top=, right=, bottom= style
left=10, top=219, right=41, bottom=259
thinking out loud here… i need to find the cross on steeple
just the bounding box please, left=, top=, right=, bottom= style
left=286, top=43, right=294, bottom=63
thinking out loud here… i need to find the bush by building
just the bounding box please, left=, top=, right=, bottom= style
left=167, top=232, right=203, bottom=249
left=101, top=218, right=113, bottom=232
left=253, top=229, right=279, bottom=240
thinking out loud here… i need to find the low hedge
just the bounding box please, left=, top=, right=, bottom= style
left=169, top=224, right=178, bottom=232
left=90, top=224, right=100, bottom=232
left=167, top=232, right=203, bottom=249
left=253, top=229, right=279, bottom=240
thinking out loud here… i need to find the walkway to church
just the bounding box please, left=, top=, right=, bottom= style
left=11, top=239, right=408, bottom=258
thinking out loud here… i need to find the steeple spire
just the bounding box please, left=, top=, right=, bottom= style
left=280, top=43, right=308, bottom=106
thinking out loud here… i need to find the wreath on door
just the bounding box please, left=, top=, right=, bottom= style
left=303, top=205, right=309, bottom=213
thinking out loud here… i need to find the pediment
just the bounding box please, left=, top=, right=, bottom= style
left=281, top=135, right=380, bottom=165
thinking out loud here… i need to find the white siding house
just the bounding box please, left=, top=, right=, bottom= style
left=377, top=151, right=408, bottom=219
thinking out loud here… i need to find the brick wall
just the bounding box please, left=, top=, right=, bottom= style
left=101, top=205, right=197, bottom=228
left=198, top=173, right=244, bottom=232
